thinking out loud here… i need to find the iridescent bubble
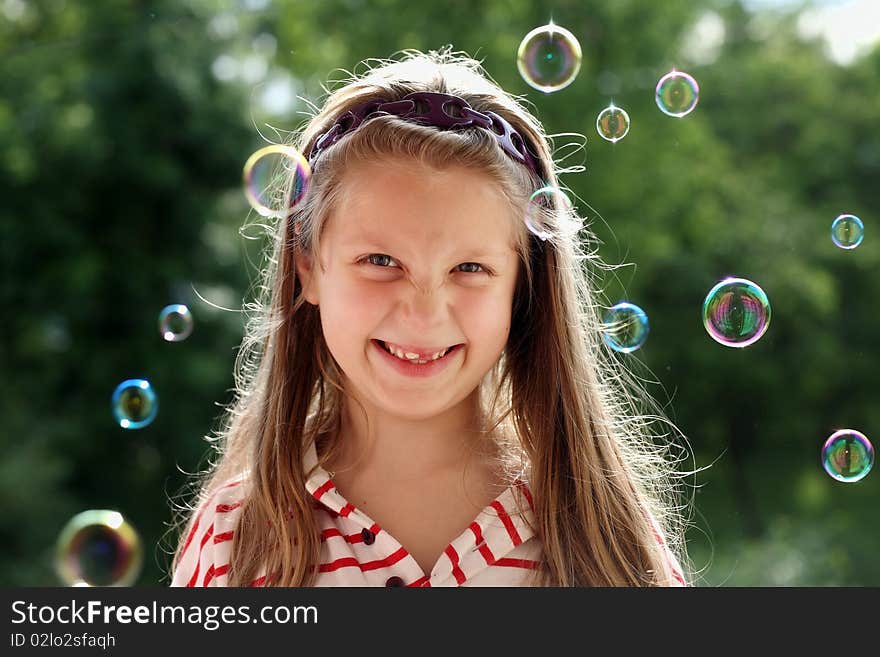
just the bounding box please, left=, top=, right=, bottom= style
left=822, top=429, right=874, bottom=483
left=655, top=70, right=699, bottom=117
left=831, top=214, right=864, bottom=249
left=112, top=379, right=158, bottom=429
left=702, top=277, right=771, bottom=347
left=602, top=302, right=650, bottom=353
left=596, top=104, right=630, bottom=142
left=517, top=23, right=582, bottom=93
left=158, top=304, right=193, bottom=342
left=55, top=510, right=143, bottom=586
left=525, top=186, right=576, bottom=241
left=243, top=144, right=311, bottom=218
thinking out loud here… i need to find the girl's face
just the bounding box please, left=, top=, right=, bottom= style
left=296, top=159, right=521, bottom=421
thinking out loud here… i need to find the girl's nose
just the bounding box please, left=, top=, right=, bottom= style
left=403, top=279, right=448, bottom=321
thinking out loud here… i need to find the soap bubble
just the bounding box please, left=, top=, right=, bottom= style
left=822, top=429, right=874, bottom=483
left=517, top=23, right=582, bottom=93
left=112, top=379, right=158, bottom=429
left=702, top=277, right=771, bottom=347
left=158, top=304, right=193, bottom=342
left=524, top=186, right=576, bottom=241
left=243, top=144, right=311, bottom=218
left=831, top=214, right=864, bottom=249
left=596, top=104, right=631, bottom=142
left=55, top=510, right=143, bottom=586
left=655, top=70, right=699, bottom=117
left=602, top=302, right=650, bottom=353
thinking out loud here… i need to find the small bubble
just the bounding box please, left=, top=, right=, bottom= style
left=158, top=304, right=193, bottom=342
left=112, top=379, right=158, bottom=430
left=655, top=70, right=699, bottom=117
left=702, top=277, right=771, bottom=347
left=596, top=104, right=631, bottom=142
left=822, top=429, right=874, bottom=483
left=243, top=145, right=311, bottom=218
left=517, top=23, right=582, bottom=93
left=602, top=302, right=650, bottom=353
left=831, top=214, right=864, bottom=249
left=524, top=186, right=576, bottom=241
left=55, top=510, right=143, bottom=586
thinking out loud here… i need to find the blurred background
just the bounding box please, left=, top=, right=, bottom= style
left=2, top=0, right=878, bottom=586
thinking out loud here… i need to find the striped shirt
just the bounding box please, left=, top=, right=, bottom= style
left=171, top=441, right=686, bottom=587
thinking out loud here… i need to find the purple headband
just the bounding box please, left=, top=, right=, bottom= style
left=307, top=91, right=542, bottom=179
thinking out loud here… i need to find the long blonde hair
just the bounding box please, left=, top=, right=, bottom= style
left=170, top=47, right=692, bottom=586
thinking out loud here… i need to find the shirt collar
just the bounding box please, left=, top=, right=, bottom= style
left=302, top=438, right=538, bottom=583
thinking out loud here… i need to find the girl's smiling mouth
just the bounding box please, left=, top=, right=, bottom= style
left=371, top=339, right=464, bottom=377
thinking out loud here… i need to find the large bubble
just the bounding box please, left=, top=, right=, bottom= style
left=55, top=510, right=143, bottom=586
left=655, top=70, right=699, bottom=117
left=517, top=23, right=582, bottom=93
left=822, top=429, right=874, bottom=483
left=702, top=277, right=771, bottom=348
left=112, top=379, right=158, bottom=429
left=243, top=144, right=311, bottom=218
left=524, top=186, right=577, bottom=241
left=602, top=302, right=650, bottom=353
left=831, top=214, right=864, bottom=249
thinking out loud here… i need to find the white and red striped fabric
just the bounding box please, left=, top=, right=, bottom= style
left=171, top=441, right=686, bottom=587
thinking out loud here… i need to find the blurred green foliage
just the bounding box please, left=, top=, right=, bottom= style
left=1, top=0, right=877, bottom=586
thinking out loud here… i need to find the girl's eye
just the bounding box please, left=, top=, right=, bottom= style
left=363, top=254, right=396, bottom=268
left=360, top=254, right=489, bottom=274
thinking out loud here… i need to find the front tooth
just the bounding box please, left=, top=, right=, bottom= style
left=389, top=345, right=409, bottom=359
left=404, top=351, right=419, bottom=359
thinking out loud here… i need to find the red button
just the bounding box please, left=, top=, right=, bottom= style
left=385, top=576, right=405, bottom=587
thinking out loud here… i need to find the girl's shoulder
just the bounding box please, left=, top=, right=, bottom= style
left=169, top=476, right=248, bottom=587
left=645, top=510, right=687, bottom=587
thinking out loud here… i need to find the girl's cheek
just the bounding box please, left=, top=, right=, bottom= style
left=348, top=280, right=389, bottom=305
left=334, top=274, right=378, bottom=299
left=334, top=280, right=391, bottom=322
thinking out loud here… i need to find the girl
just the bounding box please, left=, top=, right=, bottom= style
left=169, top=48, right=690, bottom=587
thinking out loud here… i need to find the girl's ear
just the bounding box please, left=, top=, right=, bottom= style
left=294, top=249, right=320, bottom=306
